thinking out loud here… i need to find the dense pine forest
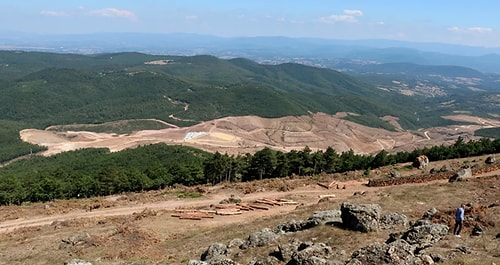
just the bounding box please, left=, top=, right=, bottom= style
left=0, top=137, right=498, bottom=205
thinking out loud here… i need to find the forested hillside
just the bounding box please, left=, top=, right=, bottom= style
left=1, top=137, right=499, bottom=205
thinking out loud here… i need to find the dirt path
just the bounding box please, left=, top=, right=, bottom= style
left=0, top=180, right=367, bottom=233
left=1, top=165, right=498, bottom=234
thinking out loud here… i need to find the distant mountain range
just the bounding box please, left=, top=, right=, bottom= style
left=1, top=32, right=500, bottom=73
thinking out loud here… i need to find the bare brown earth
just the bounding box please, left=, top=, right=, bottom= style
left=19, top=112, right=500, bottom=156
left=4, top=114, right=500, bottom=264
left=0, top=155, right=498, bottom=265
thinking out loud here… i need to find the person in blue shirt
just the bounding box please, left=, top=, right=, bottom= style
left=453, top=204, right=465, bottom=237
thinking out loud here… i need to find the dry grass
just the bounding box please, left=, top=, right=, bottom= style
left=0, top=156, right=499, bottom=264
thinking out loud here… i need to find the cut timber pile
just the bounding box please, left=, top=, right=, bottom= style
left=171, top=209, right=215, bottom=220
left=367, top=163, right=500, bottom=187
left=171, top=198, right=299, bottom=220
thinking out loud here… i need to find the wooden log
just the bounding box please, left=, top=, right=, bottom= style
left=179, top=215, right=202, bottom=220
left=318, top=194, right=336, bottom=199
left=328, top=180, right=337, bottom=188
left=236, top=204, right=254, bottom=211
left=281, top=201, right=299, bottom=205
left=216, top=210, right=242, bottom=216
left=317, top=182, right=330, bottom=189
left=255, top=199, right=276, bottom=206
left=215, top=204, right=236, bottom=209
left=248, top=204, right=269, bottom=210
left=261, top=198, right=283, bottom=206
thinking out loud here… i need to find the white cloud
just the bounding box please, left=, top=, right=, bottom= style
left=319, top=9, right=363, bottom=24
left=343, top=9, right=363, bottom=16
left=185, top=15, right=198, bottom=20
left=40, top=10, right=69, bottom=17
left=467, top=27, right=493, bottom=33
left=448, top=26, right=493, bottom=33
left=88, top=8, right=137, bottom=21
left=376, top=21, right=385, bottom=25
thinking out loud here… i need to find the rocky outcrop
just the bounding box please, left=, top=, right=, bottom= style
left=346, top=240, right=418, bottom=265
left=449, top=166, right=472, bottom=182
left=340, top=202, right=381, bottom=232
left=422, top=207, right=438, bottom=220
left=274, top=219, right=320, bottom=234
left=413, top=155, right=429, bottom=169
left=485, top=156, right=496, bottom=164
left=308, top=210, right=342, bottom=224
left=190, top=204, right=451, bottom=265
left=380, top=212, right=408, bottom=229
left=240, top=228, right=279, bottom=249
left=400, top=219, right=449, bottom=251
left=201, top=243, right=230, bottom=261
left=289, top=242, right=343, bottom=265
left=348, top=218, right=449, bottom=264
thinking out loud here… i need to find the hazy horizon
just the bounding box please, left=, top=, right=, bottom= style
left=1, top=1, right=499, bottom=48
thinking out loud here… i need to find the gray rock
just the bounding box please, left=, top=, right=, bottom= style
left=228, top=238, right=245, bottom=248
left=380, top=212, right=409, bottom=229
left=471, top=224, right=485, bottom=236
left=201, top=243, right=230, bottom=261
left=346, top=240, right=416, bottom=265
left=449, top=167, right=472, bottom=182
left=207, top=256, right=240, bottom=265
left=422, top=208, right=438, bottom=220
left=485, top=156, right=496, bottom=164
left=275, top=219, right=319, bottom=234
left=290, top=242, right=342, bottom=265
left=188, top=260, right=209, bottom=265
left=340, top=202, right=381, bottom=232
left=413, top=155, right=429, bottom=169
left=65, top=260, right=92, bottom=265
left=246, top=256, right=280, bottom=265
left=240, top=228, right=279, bottom=249
left=402, top=220, right=449, bottom=251
left=308, top=210, right=342, bottom=224
left=277, top=240, right=301, bottom=262
left=420, top=254, right=434, bottom=264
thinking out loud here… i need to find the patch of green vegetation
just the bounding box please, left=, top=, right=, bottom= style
left=48, top=119, right=173, bottom=135
left=475, top=127, right=500, bottom=139
left=0, top=120, right=46, bottom=163
left=176, top=192, right=203, bottom=199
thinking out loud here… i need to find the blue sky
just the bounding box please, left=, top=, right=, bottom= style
left=2, top=0, right=499, bottom=47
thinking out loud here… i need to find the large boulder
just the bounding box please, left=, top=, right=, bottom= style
left=341, top=202, right=381, bottom=232
left=308, top=210, right=342, bottom=224
left=240, top=228, right=279, bottom=249
left=421, top=208, right=438, bottom=220
left=413, top=155, right=429, bottom=169
left=449, top=166, right=472, bottom=182
left=401, top=220, right=449, bottom=251
left=380, top=212, right=408, bottom=229
left=201, top=243, right=230, bottom=261
left=289, top=242, right=342, bottom=265
left=485, top=156, right=496, bottom=164
left=346, top=240, right=418, bottom=265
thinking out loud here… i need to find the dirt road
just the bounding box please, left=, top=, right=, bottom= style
left=0, top=180, right=367, bottom=233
